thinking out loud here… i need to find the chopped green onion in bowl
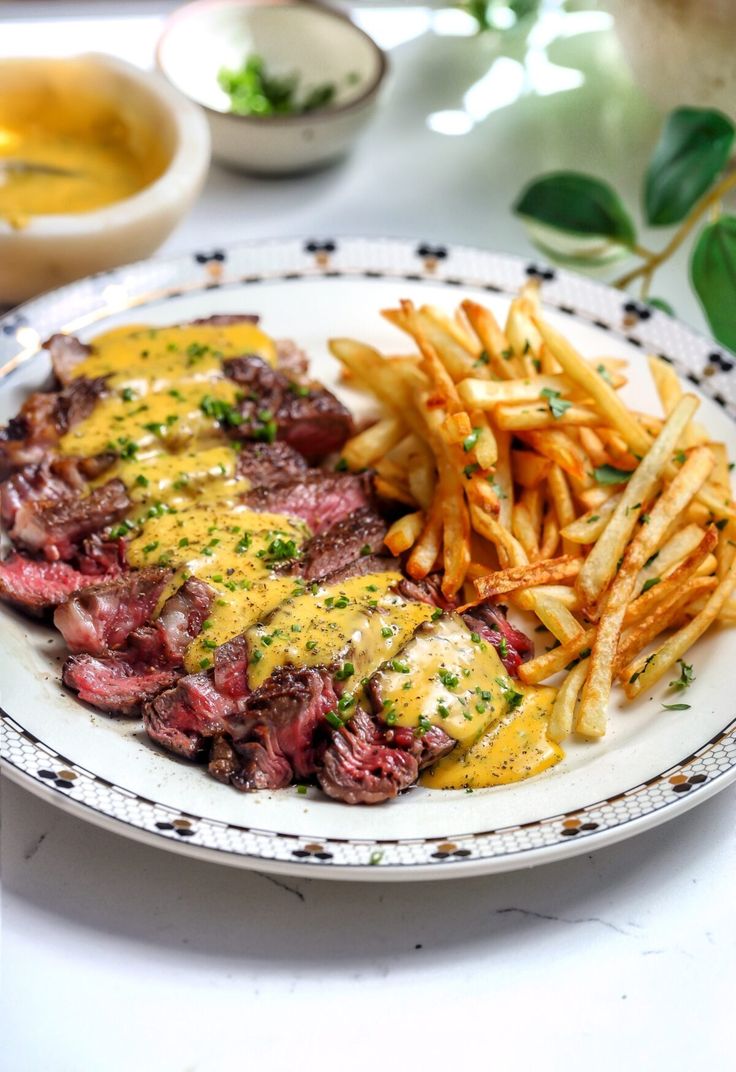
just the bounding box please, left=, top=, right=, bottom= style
left=217, top=54, right=338, bottom=117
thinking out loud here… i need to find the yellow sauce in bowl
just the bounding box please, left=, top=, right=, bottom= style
left=0, top=74, right=168, bottom=228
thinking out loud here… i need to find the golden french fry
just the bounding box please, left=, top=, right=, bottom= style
left=534, top=316, right=652, bottom=454
left=439, top=460, right=470, bottom=598
left=458, top=374, right=572, bottom=408
left=576, top=395, right=701, bottom=611
left=575, top=485, right=620, bottom=511
left=474, top=555, right=581, bottom=600
left=613, top=575, right=718, bottom=678
left=470, top=505, right=527, bottom=568
left=512, top=501, right=539, bottom=560
left=374, top=475, right=416, bottom=506
left=385, top=511, right=425, bottom=555
left=512, top=584, right=579, bottom=611
left=406, top=498, right=443, bottom=579
left=624, top=552, right=736, bottom=699
left=576, top=446, right=715, bottom=736
left=517, top=429, right=593, bottom=485
left=547, top=464, right=576, bottom=556
left=523, top=589, right=583, bottom=644
left=342, top=415, right=404, bottom=471
left=560, top=493, right=623, bottom=544
left=442, top=411, right=472, bottom=445
left=578, top=427, right=609, bottom=468
left=511, top=449, right=552, bottom=489
left=493, top=401, right=603, bottom=431
left=648, top=354, right=682, bottom=417
left=470, top=410, right=498, bottom=469
left=460, top=300, right=515, bottom=380
left=538, top=505, right=560, bottom=560
left=549, top=658, right=589, bottom=743
left=518, top=529, right=718, bottom=685
left=491, top=429, right=513, bottom=528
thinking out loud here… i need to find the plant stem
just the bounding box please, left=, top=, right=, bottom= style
left=613, top=167, right=736, bottom=291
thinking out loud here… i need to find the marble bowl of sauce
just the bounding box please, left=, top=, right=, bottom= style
left=156, top=0, right=387, bottom=176
left=0, top=54, right=210, bottom=305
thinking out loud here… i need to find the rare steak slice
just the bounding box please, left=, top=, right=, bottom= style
left=143, top=635, right=250, bottom=759
left=243, top=470, right=372, bottom=535
left=223, top=354, right=353, bottom=461
left=0, top=554, right=120, bottom=612
left=297, top=506, right=388, bottom=580
left=462, top=602, right=533, bottom=676
left=235, top=439, right=308, bottom=487
left=317, top=708, right=420, bottom=805
left=54, top=566, right=173, bottom=655
left=62, top=577, right=214, bottom=715
left=62, top=654, right=180, bottom=716
left=11, top=478, right=130, bottom=561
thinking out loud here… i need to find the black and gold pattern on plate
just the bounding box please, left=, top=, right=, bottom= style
left=622, top=299, right=652, bottom=327
left=703, top=350, right=735, bottom=377
left=292, top=842, right=334, bottom=861
left=304, top=239, right=336, bottom=268
left=415, top=243, right=448, bottom=273
left=668, top=773, right=708, bottom=795
left=430, top=841, right=473, bottom=860
left=38, top=767, right=78, bottom=790
left=155, top=818, right=196, bottom=838
left=560, top=817, right=600, bottom=838
left=525, top=263, right=556, bottom=282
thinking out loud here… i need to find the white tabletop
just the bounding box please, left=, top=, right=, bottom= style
left=1, top=5, right=733, bottom=1069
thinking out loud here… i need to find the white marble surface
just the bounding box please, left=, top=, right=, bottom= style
left=1, top=5, right=734, bottom=1068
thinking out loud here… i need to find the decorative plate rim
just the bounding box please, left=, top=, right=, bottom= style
left=2, top=234, right=735, bottom=880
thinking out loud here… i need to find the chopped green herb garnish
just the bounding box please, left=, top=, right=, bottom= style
left=641, top=577, right=661, bottom=593
left=463, top=428, right=481, bottom=453
left=496, top=676, right=523, bottom=711
left=669, top=659, right=694, bottom=692
left=540, top=387, right=572, bottom=420
left=335, top=661, right=355, bottom=681
left=593, top=464, right=633, bottom=485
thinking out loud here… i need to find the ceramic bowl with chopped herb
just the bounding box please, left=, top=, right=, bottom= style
left=156, top=0, right=387, bottom=175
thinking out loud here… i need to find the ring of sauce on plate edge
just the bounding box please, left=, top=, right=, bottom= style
left=58, top=319, right=563, bottom=789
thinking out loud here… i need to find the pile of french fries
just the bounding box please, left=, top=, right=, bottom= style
left=329, top=283, right=736, bottom=742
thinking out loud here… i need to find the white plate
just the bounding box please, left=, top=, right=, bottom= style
left=2, top=236, right=735, bottom=881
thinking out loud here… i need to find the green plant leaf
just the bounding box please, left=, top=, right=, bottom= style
left=514, top=172, right=637, bottom=248
left=646, top=297, right=675, bottom=316
left=691, top=216, right=736, bottom=351
left=644, top=107, right=734, bottom=226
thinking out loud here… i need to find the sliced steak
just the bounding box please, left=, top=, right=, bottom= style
left=243, top=471, right=372, bottom=535
left=53, top=566, right=173, bottom=655
left=223, top=354, right=353, bottom=461
left=317, top=553, right=399, bottom=587
left=462, top=602, right=533, bottom=676
left=44, top=333, right=92, bottom=386
left=0, top=554, right=119, bottom=612
left=297, top=506, right=387, bottom=580
left=0, top=375, right=108, bottom=476
left=11, top=478, right=129, bottom=561
left=142, top=631, right=249, bottom=759
left=396, top=574, right=458, bottom=611
left=143, top=668, right=244, bottom=760
left=235, top=440, right=308, bottom=487
left=63, top=653, right=180, bottom=715
left=1, top=462, right=81, bottom=531
left=62, top=577, right=214, bottom=715
left=76, top=533, right=126, bottom=577
left=275, top=338, right=308, bottom=379
left=318, top=709, right=420, bottom=805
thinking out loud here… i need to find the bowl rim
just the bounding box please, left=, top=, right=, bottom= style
left=0, top=52, right=210, bottom=236
left=155, top=0, right=388, bottom=126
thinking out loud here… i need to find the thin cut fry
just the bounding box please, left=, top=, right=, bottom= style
left=406, top=498, right=443, bottom=580
left=534, top=316, right=652, bottom=454
left=576, top=446, right=715, bottom=736
left=560, top=493, right=623, bottom=544
left=613, top=576, right=717, bottom=677
left=624, top=552, right=736, bottom=699
left=548, top=658, right=589, bottom=743
left=474, top=555, right=581, bottom=599
left=576, top=394, right=701, bottom=612
left=385, top=511, right=425, bottom=555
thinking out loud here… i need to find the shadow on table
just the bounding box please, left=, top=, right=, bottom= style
left=2, top=775, right=733, bottom=968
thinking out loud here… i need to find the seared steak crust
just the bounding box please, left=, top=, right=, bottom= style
left=12, top=478, right=129, bottom=561
left=223, top=354, right=353, bottom=461
left=243, top=470, right=372, bottom=534
left=297, top=506, right=387, bottom=580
